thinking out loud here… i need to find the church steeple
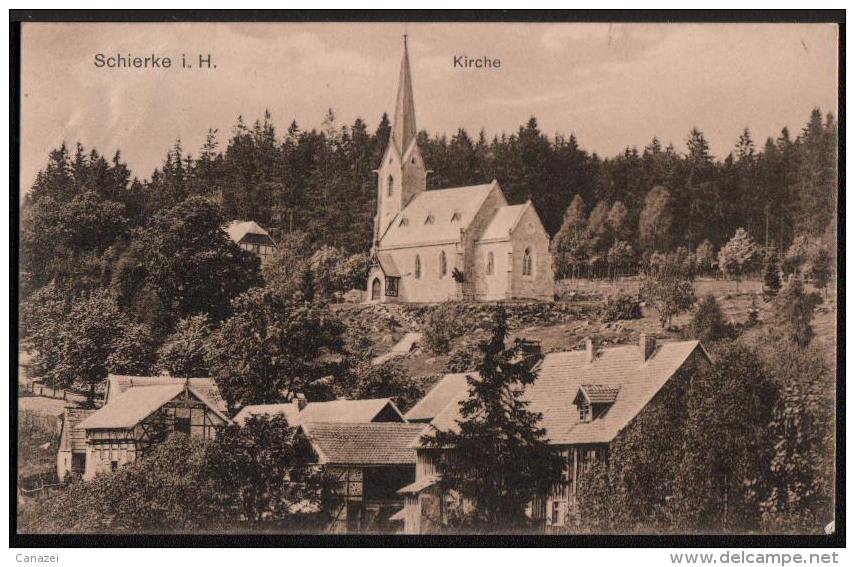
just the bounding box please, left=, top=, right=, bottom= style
left=391, top=35, right=417, bottom=154
left=374, top=35, right=428, bottom=245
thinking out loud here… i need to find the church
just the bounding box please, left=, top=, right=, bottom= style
left=367, top=39, right=554, bottom=303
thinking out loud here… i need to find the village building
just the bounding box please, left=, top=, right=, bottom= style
left=233, top=397, right=406, bottom=427
left=225, top=220, right=277, bottom=263
left=57, top=375, right=229, bottom=481
left=367, top=39, right=554, bottom=303
left=297, top=421, right=427, bottom=533
left=397, top=335, right=712, bottom=534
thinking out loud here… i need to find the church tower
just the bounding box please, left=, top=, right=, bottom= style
left=374, top=36, right=428, bottom=244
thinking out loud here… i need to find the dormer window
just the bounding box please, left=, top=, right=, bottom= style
left=574, top=384, right=620, bottom=423
left=425, top=213, right=435, bottom=225
left=399, top=217, right=409, bottom=227
left=578, top=401, right=592, bottom=423
left=451, top=211, right=461, bottom=222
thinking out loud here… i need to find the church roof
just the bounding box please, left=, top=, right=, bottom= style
left=477, top=203, right=530, bottom=242
left=379, top=182, right=498, bottom=248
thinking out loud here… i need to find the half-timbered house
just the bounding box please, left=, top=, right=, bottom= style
left=75, top=380, right=230, bottom=480
left=297, top=421, right=427, bottom=533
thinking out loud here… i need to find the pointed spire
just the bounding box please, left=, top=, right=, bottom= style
left=392, top=35, right=417, bottom=154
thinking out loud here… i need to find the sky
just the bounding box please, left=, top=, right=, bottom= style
left=20, top=22, right=839, bottom=192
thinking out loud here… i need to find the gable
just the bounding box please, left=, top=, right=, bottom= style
left=378, top=182, right=500, bottom=248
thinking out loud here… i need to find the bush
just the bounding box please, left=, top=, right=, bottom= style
left=422, top=302, right=467, bottom=355
left=445, top=336, right=485, bottom=373
left=602, top=292, right=642, bottom=322
left=687, top=295, right=735, bottom=343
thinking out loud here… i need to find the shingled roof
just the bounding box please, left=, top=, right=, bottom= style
left=422, top=340, right=709, bottom=446
left=105, top=375, right=227, bottom=413
left=577, top=384, right=621, bottom=404
left=404, top=373, right=470, bottom=422
left=379, top=182, right=499, bottom=247
left=234, top=398, right=405, bottom=427
left=300, top=422, right=427, bottom=466
left=78, top=384, right=229, bottom=430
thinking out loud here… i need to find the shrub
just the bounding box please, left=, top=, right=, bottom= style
left=602, top=292, right=642, bottom=322
left=422, top=302, right=466, bottom=355
left=687, top=295, right=735, bottom=343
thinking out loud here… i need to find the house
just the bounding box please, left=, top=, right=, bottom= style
left=397, top=334, right=712, bottom=534
left=233, top=397, right=406, bottom=427
left=367, top=38, right=554, bottom=303
left=56, top=407, right=96, bottom=481
left=225, top=220, right=277, bottom=263
left=297, top=421, right=427, bottom=533
left=70, top=376, right=229, bottom=480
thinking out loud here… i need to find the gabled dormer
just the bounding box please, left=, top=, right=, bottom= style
left=573, top=384, right=620, bottom=423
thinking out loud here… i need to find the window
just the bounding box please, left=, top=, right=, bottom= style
left=414, top=255, right=421, bottom=279
left=110, top=460, right=118, bottom=472
left=399, top=217, right=409, bottom=227
left=175, top=416, right=191, bottom=435
left=486, top=252, right=494, bottom=275
left=551, top=501, right=561, bottom=526
left=439, top=251, right=447, bottom=278
left=523, top=247, right=534, bottom=276
left=451, top=211, right=461, bottom=222
left=387, top=175, right=394, bottom=196
left=425, top=213, right=435, bottom=225
left=579, top=401, right=591, bottom=423
left=411, top=157, right=416, bottom=164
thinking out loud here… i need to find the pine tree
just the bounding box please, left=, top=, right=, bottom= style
left=426, top=308, right=565, bottom=532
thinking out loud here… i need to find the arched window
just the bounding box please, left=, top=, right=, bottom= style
left=523, top=248, right=533, bottom=276
left=387, top=175, right=394, bottom=196
left=486, top=252, right=494, bottom=275
left=414, top=255, right=421, bottom=279
left=439, top=251, right=447, bottom=278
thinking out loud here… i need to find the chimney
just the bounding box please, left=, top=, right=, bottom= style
left=585, top=337, right=595, bottom=364
left=640, top=333, right=656, bottom=362
left=293, top=393, right=308, bottom=411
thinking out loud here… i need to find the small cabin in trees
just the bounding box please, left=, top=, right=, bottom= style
left=398, top=335, right=712, bottom=534
left=66, top=376, right=229, bottom=480
left=225, top=220, right=277, bottom=263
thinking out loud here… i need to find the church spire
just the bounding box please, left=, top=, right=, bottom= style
left=392, top=35, right=417, bottom=153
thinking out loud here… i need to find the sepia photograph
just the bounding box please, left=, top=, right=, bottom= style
left=11, top=12, right=843, bottom=544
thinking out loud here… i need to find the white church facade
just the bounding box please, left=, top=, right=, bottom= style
left=367, top=39, right=554, bottom=303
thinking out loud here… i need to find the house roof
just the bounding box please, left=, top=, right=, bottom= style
left=233, top=403, right=302, bottom=426
left=477, top=203, right=529, bottom=242
left=404, top=373, right=470, bottom=422
left=59, top=407, right=96, bottom=452
left=299, top=398, right=404, bottom=423
left=379, top=182, right=499, bottom=248
left=224, top=220, right=274, bottom=245
left=78, top=384, right=229, bottom=430
left=234, top=398, right=404, bottom=427
left=300, top=422, right=427, bottom=466
left=421, top=340, right=707, bottom=446
left=105, top=375, right=227, bottom=413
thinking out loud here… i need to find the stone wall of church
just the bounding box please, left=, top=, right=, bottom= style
left=472, top=241, right=513, bottom=301
left=374, top=243, right=463, bottom=303
left=509, top=206, right=555, bottom=301
left=460, top=186, right=507, bottom=299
